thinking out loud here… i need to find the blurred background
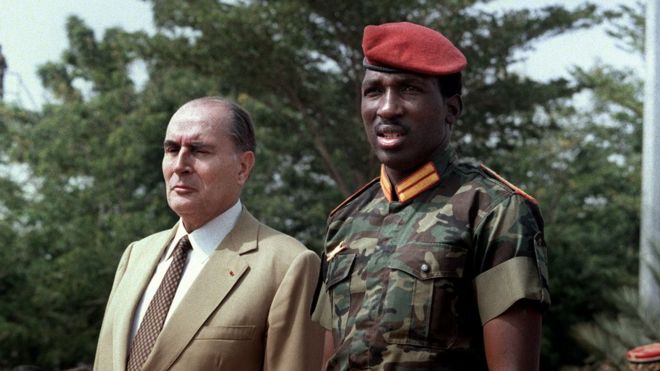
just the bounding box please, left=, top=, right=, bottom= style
left=0, top=0, right=655, bottom=369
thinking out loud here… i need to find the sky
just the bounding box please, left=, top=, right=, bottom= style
left=0, top=0, right=644, bottom=110
left=0, top=0, right=154, bottom=109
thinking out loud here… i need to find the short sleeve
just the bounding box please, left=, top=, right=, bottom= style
left=473, top=195, right=551, bottom=323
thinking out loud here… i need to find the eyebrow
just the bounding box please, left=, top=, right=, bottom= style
left=163, top=140, right=214, bottom=149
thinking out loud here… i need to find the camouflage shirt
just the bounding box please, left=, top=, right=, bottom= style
left=312, top=147, right=550, bottom=370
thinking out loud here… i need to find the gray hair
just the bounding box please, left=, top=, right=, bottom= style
left=185, top=96, right=256, bottom=153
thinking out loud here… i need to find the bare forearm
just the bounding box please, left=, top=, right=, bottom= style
left=483, top=300, right=542, bottom=371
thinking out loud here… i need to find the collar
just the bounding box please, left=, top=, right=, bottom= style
left=380, top=147, right=455, bottom=203
left=169, top=200, right=243, bottom=259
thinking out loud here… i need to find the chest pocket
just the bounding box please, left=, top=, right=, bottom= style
left=325, top=253, right=356, bottom=340
left=381, top=243, right=468, bottom=350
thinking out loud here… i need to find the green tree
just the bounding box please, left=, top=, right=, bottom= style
left=0, top=104, right=40, bottom=368
left=503, top=2, right=644, bottom=368
left=574, top=243, right=660, bottom=369
left=0, top=1, right=606, bottom=368
left=566, top=3, right=656, bottom=369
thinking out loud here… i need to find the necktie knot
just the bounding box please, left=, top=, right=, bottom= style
left=174, top=235, right=192, bottom=256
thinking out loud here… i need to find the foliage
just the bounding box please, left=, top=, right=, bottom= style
left=567, top=2, right=658, bottom=369
left=0, top=0, right=626, bottom=369
left=573, top=242, right=660, bottom=369
left=506, top=2, right=644, bottom=368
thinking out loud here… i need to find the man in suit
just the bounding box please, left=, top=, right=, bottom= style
left=94, top=96, right=324, bottom=370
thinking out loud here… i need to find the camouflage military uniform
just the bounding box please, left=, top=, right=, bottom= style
left=313, top=147, right=550, bottom=370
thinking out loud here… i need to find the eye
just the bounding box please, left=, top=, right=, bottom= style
left=363, top=86, right=383, bottom=97
left=164, top=145, right=179, bottom=154
left=401, top=84, right=422, bottom=94
left=189, top=144, right=213, bottom=155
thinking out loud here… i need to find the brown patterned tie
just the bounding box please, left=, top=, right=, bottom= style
left=126, top=235, right=192, bottom=371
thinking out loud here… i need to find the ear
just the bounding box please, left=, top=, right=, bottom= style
left=237, top=151, right=255, bottom=185
left=444, top=95, right=463, bottom=127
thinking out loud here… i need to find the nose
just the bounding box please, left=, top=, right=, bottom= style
left=173, top=148, right=192, bottom=175
left=377, top=90, right=403, bottom=119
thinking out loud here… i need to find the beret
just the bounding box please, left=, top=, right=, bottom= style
left=627, top=343, right=660, bottom=364
left=362, top=22, right=467, bottom=76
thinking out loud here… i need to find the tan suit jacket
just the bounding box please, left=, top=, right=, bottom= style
left=94, top=208, right=324, bottom=370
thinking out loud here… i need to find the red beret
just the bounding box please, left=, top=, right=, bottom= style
left=362, top=22, right=467, bottom=76
left=627, top=343, right=660, bottom=363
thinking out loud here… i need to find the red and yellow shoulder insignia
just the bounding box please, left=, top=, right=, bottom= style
left=480, top=164, right=538, bottom=205
left=329, top=177, right=380, bottom=217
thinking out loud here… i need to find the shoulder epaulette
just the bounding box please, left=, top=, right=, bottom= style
left=329, top=177, right=380, bottom=217
left=480, top=164, right=538, bottom=205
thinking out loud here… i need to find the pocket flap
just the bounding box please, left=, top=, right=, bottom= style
left=326, top=253, right=356, bottom=288
left=388, top=243, right=465, bottom=280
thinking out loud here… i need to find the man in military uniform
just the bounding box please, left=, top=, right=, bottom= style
left=312, top=22, right=550, bottom=370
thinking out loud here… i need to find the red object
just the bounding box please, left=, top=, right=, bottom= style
left=362, top=22, right=467, bottom=76
left=627, top=343, right=660, bottom=363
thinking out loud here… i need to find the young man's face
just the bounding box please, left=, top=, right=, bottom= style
left=360, top=69, right=459, bottom=181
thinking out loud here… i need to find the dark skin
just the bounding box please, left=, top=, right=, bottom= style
left=322, top=69, right=542, bottom=370
left=360, top=69, right=461, bottom=184
left=483, top=300, right=542, bottom=370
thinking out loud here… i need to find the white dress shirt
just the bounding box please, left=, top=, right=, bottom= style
left=130, top=200, right=243, bottom=340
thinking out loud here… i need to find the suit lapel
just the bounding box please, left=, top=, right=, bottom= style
left=144, top=208, right=260, bottom=370
left=111, top=226, right=177, bottom=371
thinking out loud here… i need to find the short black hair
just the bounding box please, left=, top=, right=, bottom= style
left=437, top=72, right=462, bottom=98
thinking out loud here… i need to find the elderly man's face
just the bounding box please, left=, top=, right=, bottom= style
left=360, top=70, right=460, bottom=182
left=162, top=103, right=254, bottom=231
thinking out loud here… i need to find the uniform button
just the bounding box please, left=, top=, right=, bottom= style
left=421, top=263, right=430, bottom=273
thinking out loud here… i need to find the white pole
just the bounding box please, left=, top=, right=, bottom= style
left=640, top=0, right=660, bottom=311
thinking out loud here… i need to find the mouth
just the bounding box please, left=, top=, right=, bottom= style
left=171, top=184, right=195, bottom=194
left=376, top=124, right=407, bottom=149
